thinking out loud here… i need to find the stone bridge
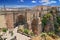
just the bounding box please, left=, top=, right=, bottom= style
left=0, top=9, right=42, bottom=34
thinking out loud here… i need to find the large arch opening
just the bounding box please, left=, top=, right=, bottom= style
left=15, top=15, right=26, bottom=27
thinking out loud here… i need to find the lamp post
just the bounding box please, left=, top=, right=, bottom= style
left=4, top=0, right=6, bottom=11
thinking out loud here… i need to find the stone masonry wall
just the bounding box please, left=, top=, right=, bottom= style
left=5, top=13, right=14, bottom=30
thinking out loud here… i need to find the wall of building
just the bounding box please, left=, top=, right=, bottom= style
left=0, top=15, right=7, bottom=28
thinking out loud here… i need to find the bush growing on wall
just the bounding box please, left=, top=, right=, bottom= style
left=42, top=13, right=52, bottom=27
left=24, top=28, right=29, bottom=34
left=2, top=28, right=7, bottom=32
left=57, top=16, right=60, bottom=25
left=54, top=16, right=60, bottom=33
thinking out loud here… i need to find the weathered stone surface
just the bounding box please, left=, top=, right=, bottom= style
left=5, top=13, right=14, bottom=29
left=0, top=15, right=7, bottom=28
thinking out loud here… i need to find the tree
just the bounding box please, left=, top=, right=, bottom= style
left=54, top=16, right=60, bottom=34
left=42, top=13, right=52, bottom=27
left=42, top=13, right=53, bottom=32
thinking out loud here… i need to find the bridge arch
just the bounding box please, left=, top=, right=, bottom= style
left=15, top=15, right=26, bottom=27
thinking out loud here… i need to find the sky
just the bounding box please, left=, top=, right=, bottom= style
left=0, top=0, right=60, bottom=8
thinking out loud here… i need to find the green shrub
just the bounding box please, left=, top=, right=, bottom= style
left=2, top=28, right=7, bottom=32
left=53, top=16, right=60, bottom=33
left=19, top=29, right=23, bottom=32
left=24, top=29, right=29, bottom=34
left=48, top=31, right=59, bottom=39
left=42, top=13, right=52, bottom=27
left=48, top=31, right=55, bottom=36
left=54, top=22, right=60, bottom=33
left=57, top=16, right=60, bottom=24
left=30, top=32, right=34, bottom=36
left=42, top=17, right=47, bottom=27
left=41, top=32, right=47, bottom=37
left=44, top=13, right=52, bottom=18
